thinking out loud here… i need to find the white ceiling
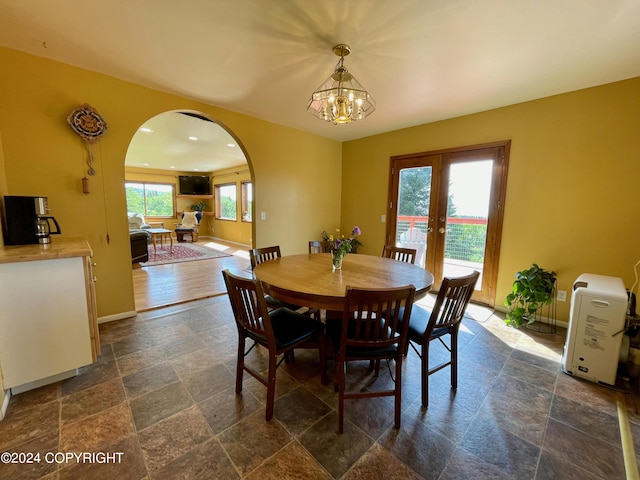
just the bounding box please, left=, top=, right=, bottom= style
left=126, top=112, right=249, bottom=172
left=2, top=0, right=640, bottom=170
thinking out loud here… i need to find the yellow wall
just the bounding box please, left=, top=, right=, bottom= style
left=0, top=47, right=342, bottom=319
left=342, top=76, right=640, bottom=321
left=4, top=45, right=639, bottom=324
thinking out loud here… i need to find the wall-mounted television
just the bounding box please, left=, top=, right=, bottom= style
left=178, top=175, right=211, bottom=195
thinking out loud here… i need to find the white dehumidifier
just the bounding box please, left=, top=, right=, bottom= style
left=561, top=273, right=627, bottom=385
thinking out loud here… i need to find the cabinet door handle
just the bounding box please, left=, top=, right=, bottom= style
left=590, top=300, right=609, bottom=307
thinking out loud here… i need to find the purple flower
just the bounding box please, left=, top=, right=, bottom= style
left=351, top=226, right=361, bottom=236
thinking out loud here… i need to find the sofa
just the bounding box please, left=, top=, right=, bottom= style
left=130, top=231, right=149, bottom=263
left=128, top=213, right=151, bottom=263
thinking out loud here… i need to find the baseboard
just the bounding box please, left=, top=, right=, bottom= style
left=98, top=310, right=138, bottom=324
left=493, top=305, right=568, bottom=329
left=206, top=236, right=251, bottom=248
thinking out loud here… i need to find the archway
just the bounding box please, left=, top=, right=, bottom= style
left=124, top=110, right=254, bottom=310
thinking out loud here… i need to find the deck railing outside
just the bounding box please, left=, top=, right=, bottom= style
left=396, top=216, right=487, bottom=277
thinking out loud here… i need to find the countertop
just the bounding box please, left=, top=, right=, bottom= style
left=0, top=237, right=93, bottom=264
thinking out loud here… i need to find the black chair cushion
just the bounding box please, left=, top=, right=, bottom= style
left=327, top=318, right=399, bottom=358
left=269, top=308, right=324, bottom=350
left=265, top=294, right=304, bottom=312
left=406, top=304, right=453, bottom=343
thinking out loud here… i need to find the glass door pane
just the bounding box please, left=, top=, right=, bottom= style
left=443, top=160, right=493, bottom=288
left=396, top=166, right=432, bottom=267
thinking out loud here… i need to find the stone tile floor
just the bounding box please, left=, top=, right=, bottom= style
left=1, top=294, right=639, bottom=479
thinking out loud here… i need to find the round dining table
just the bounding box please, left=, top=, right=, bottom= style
left=253, top=253, right=434, bottom=311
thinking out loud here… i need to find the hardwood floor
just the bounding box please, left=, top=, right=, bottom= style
left=132, top=238, right=251, bottom=311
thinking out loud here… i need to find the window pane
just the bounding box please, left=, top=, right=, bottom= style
left=242, top=182, right=252, bottom=222
left=125, top=182, right=174, bottom=217
left=125, top=183, right=145, bottom=214
left=216, top=184, right=237, bottom=220
left=144, top=184, right=174, bottom=216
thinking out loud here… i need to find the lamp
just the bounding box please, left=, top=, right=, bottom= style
left=307, top=44, right=376, bottom=124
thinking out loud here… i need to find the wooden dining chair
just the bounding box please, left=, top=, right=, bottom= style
left=327, top=284, right=416, bottom=433
left=406, top=271, right=479, bottom=407
left=222, top=269, right=327, bottom=420
left=308, top=240, right=333, bottom=254
left=249, top=245, right=281, bottom=269
left=249, top=246, right=300, bottom=310
left=250, top=245, right=320, bottom=325
left=382, top=245, right=417, bottom=264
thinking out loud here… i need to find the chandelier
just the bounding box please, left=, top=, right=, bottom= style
left=307, top=44, right=376, bottom=124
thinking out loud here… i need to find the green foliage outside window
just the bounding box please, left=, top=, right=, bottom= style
left=220, top=196, right=236, bottom=219
left=125, top=182, right=174, bottom=217
left=444, top=223, right=487, bottom=262
left=398, top=167, right=486, bottom=264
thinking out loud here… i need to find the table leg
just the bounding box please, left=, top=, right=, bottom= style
left=168, top=234, right=173, bottom=253
left=152, top=235, right=157, bottom=254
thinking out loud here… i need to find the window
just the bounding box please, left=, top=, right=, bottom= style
left=215, top=183, right=237, bottom=220
left=125, top=182, right=175, bottom=217
left=241, top=182, right=252, bottom=222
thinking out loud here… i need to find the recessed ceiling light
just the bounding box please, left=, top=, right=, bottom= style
left=143, top=163, right=149, bottom=166
left=170, top=166, right=176, bottom=169
left=188, top=136, right=198, bottom=141
left=193, top=168, right=200, bottom=171
left=227, top=143, right=236, bottom=148
left=139, top=127, right=153, bottom=133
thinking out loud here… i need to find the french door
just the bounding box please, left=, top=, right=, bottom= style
left=386, top=141, right=509, bottom=305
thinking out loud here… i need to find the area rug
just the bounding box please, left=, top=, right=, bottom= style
left=141, top=243, right=230, bottom=267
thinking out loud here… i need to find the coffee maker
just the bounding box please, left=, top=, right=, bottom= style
left=3, top=196, right=62, bottom=245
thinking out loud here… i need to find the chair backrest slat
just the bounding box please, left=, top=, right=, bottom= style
left=249, top=245, right=281, bottom=270
left=382, top=245, right=417, bottom=264
left=343, top=285, right=416, bottom=351
left=427, top=271, right=479, bottom=336
left=223, top=269, right=275, bottom=347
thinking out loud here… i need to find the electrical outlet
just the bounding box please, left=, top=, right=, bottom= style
left=381, top=214, right=386, bottom=222
left=260, top=211, right=266, bottom=220
left=557, top=290, right=567, bottom=302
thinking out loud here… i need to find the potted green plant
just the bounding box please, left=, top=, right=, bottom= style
left=191, top=201, right=208, bottom=212
left=504, top=263, right=556, bottom=328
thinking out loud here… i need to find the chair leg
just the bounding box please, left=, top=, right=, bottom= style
left=236, top=336, right=245, bottom=393
left=394, top=356, right=403, bottom=429
left=319, top=333, right=328, bottom=386
left=451, top=330, right=459, bottom=389
left=337, top=358, right=346, bottom=433
left=265, top=353, right=278, bottom=421
left=421, top=342, right=429, bottom=408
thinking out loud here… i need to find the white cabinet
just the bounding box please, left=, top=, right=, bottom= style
left=561, top=273, right=627, bottom=385
left=0, top=238, right=99, bottom=393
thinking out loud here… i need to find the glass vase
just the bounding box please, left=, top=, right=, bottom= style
left=332, top=251, right=345, bottom=271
